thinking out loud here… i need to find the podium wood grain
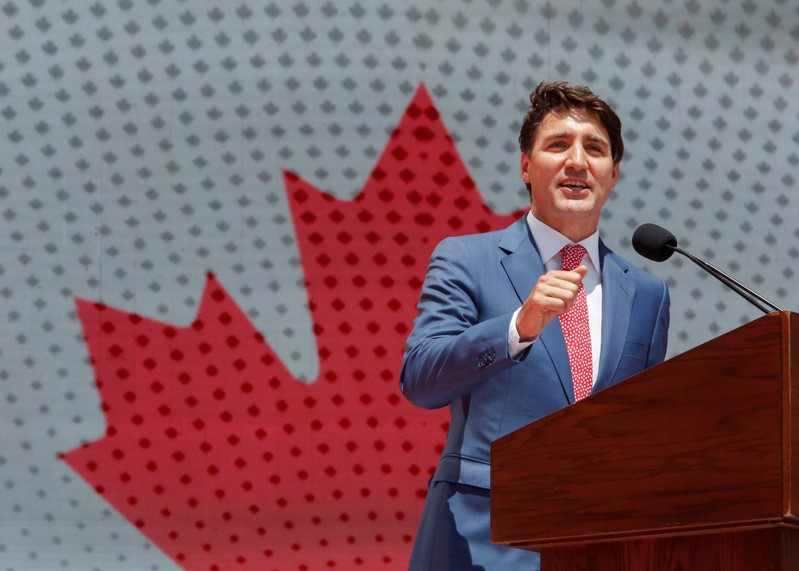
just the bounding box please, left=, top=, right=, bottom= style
left=540, top=527, right=799, bottom=571
left=491, top=312, right=799, bottom=569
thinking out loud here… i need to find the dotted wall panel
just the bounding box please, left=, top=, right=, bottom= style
left=0, top=1, right=797, bottom=569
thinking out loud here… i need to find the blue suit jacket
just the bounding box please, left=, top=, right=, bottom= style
left=401, top=216, right=670, bottom=492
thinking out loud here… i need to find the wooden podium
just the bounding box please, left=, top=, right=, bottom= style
left=491, top=311, right=799, bottom=570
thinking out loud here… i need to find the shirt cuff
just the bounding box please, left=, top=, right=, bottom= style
left=508, top=307, right=536, bottom=360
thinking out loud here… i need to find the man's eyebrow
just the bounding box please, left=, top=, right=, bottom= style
left=585, top=134, right=610, bottom=144
left=541, top=131, right=570, bottom=140
left=541, top=132, right=609, bottom=145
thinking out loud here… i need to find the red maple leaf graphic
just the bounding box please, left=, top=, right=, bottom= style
left=61, top=83, right=524, bottom=570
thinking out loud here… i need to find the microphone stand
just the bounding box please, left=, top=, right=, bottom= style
left=669, top=245, right=784, bottom=314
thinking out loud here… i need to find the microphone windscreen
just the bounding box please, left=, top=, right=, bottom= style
left=632, top=223, right=678, bottom=262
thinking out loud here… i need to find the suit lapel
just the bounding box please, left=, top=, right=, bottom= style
left=498, top=218, right=543, bottom=306
left=594, top=244, right=635, bottom=392
left=499, top=218, right=575, bottom=403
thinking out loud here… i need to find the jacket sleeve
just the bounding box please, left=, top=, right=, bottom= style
left=399, top=236, right=520, bottom=409
left=646, top=279, right=670, bottom=368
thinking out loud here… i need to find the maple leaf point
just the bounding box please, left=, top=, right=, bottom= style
left=61, top=83, right=524, bottom=570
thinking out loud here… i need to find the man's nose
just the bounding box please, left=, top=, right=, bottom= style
left=564, top=146, right=587, bottom=170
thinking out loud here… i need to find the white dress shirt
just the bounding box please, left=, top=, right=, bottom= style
left=508, top=212, right=603, bottom=384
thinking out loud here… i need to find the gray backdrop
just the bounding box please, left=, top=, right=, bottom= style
left=1, top=0, right=797, bottom=569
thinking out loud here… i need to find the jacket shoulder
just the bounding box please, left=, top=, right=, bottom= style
left=434, top=217, right=527, bottom=255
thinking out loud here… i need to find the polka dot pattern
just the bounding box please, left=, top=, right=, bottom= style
left=560, top=245, right=593, bottom=402
left=0, top=1, right=795, bottom=568
left=60, top=85, right=523, bottom=571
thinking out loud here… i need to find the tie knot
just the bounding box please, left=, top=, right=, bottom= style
left=561, top=244, right=587, bottom=271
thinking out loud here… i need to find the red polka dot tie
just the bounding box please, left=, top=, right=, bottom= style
left=560, top=245, right=592, bottom=401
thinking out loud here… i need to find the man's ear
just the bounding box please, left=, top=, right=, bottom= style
left=520, top=152, right=530, bottom=182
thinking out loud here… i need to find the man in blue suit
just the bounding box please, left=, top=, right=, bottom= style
left=400, top=81, right=670, bottom=570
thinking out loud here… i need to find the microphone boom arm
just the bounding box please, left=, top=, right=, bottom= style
left=670, top=245, right=784, bottom=314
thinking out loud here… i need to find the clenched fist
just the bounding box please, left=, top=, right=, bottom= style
left=515, top=265, right=587, bottom=342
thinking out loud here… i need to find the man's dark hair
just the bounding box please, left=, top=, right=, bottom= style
left=518, top=81, right=624, bottom=164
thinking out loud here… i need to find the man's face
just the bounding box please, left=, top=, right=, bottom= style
left=520, top=108, right=619, bottom=241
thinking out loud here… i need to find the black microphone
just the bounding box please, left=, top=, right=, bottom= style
left=632, top=223, right=783, bottom=315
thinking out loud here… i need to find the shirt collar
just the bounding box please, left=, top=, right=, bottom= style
left=526, top=211, right=601, bottom=272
